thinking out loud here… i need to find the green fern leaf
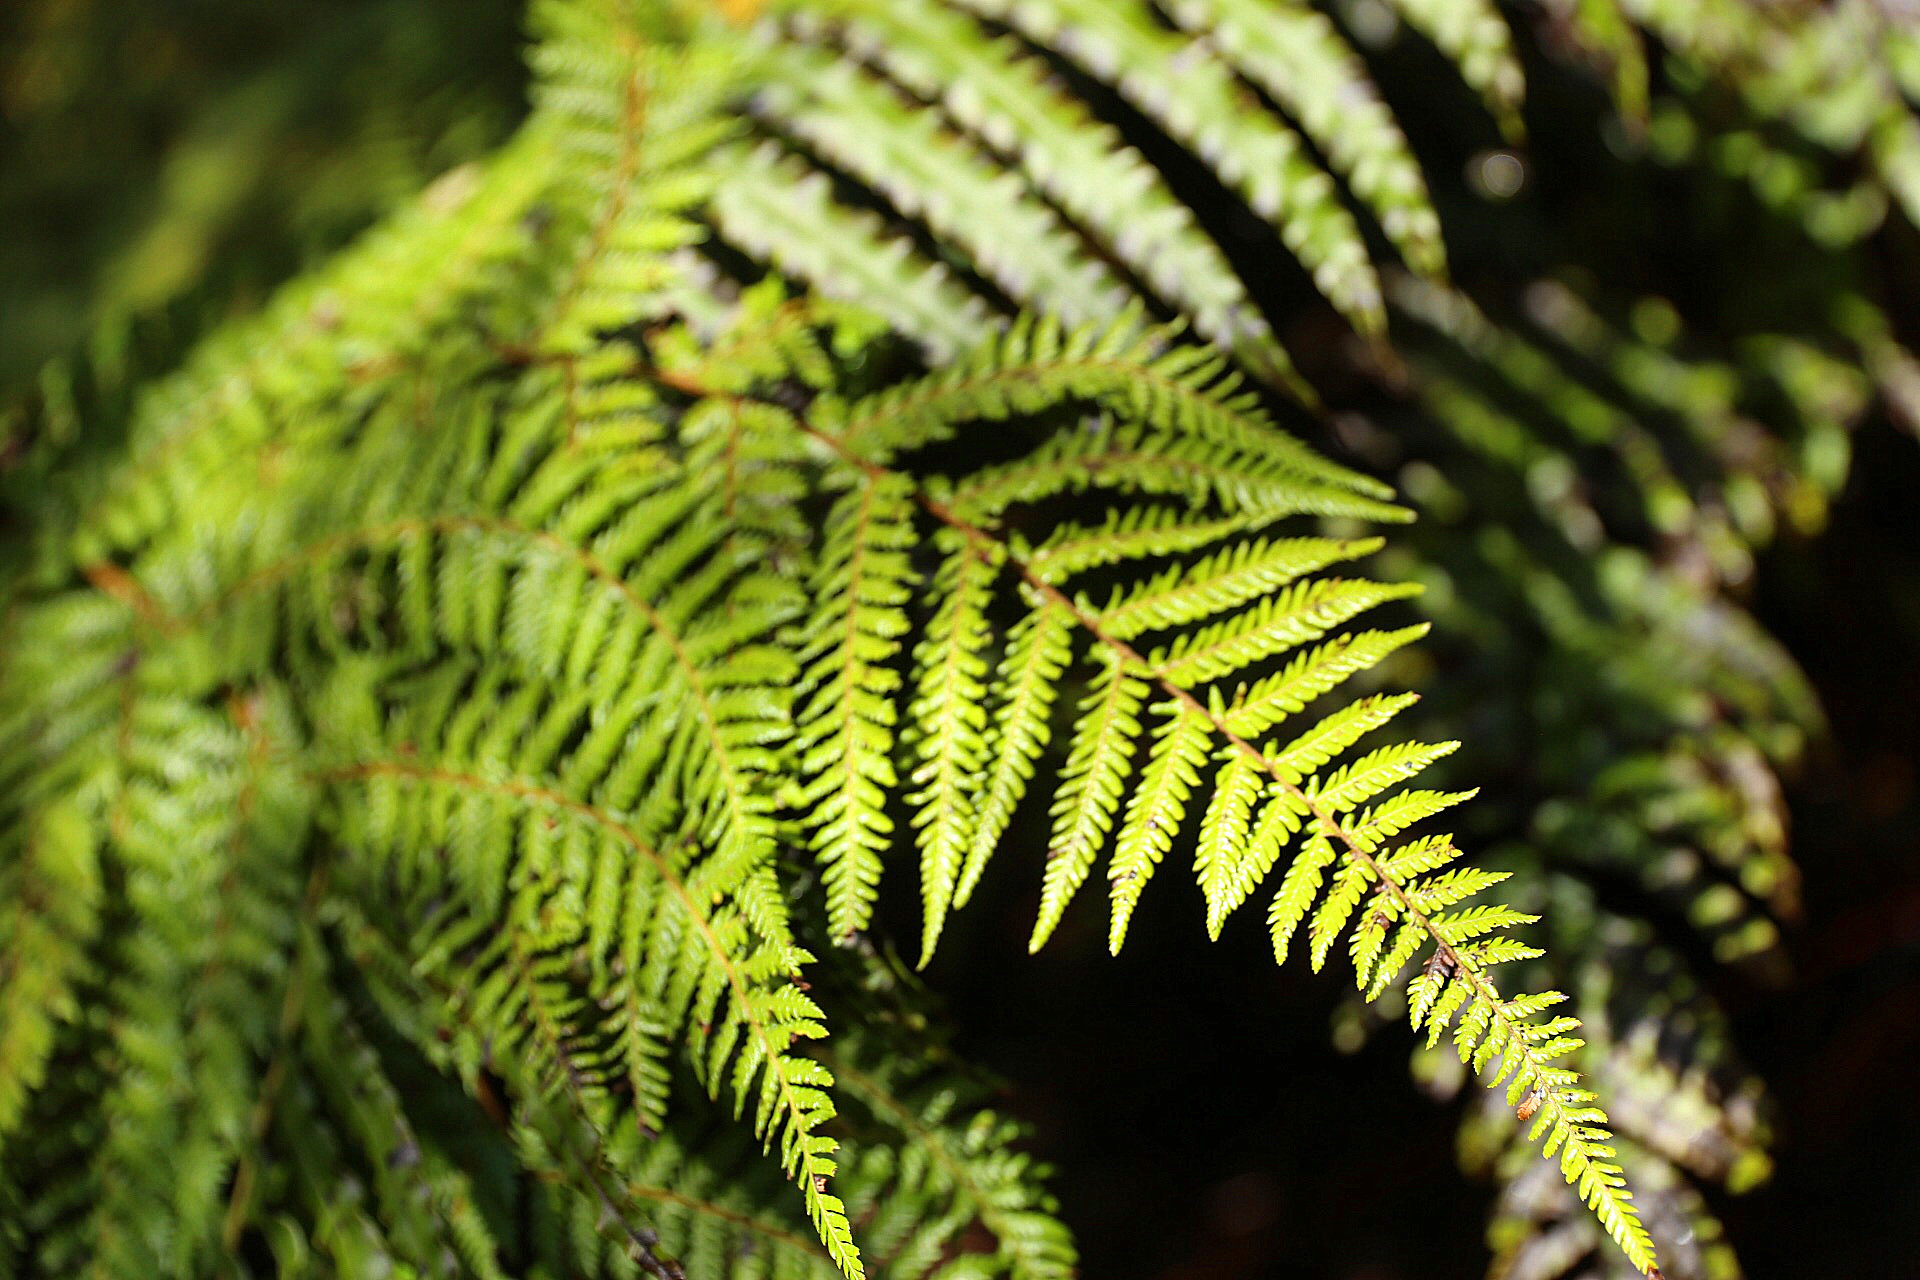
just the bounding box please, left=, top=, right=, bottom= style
left=1107, top=705, right=1210, bottom=954
left=1164, top=0, right=1447, bottom=275
left=1384, top=0, right=1526, bottom=138
left=1034, top=652, right=1147, bottom=952
left=909, top=537, right=998, bottom=963
left=955, top=599, right=1072, bottom=911
left=796, top=474, right=918, bottom=942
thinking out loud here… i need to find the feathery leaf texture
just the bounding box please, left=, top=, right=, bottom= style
left=703, top=0, right=1535, bottom=398
left=0, top=2, right=1708, bottom=1277
left=708, top=304, right=1653, bottom=1272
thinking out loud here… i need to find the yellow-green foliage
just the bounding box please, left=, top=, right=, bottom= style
left=24, top=1, right=1912, bottom=1277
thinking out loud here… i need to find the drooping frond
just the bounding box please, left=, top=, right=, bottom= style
left=701, top=0, right=1528, bottom=397
left=1390, top=874, right=1777, bottom=1280
left=0, top=6, right=867, bottom=1271
left=630, top=304, right=1662, bottom=1273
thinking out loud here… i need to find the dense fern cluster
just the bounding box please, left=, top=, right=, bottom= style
left=6, top=0, right=1916, bottom=1277
left=0, top=1, right=1666, bottom=1273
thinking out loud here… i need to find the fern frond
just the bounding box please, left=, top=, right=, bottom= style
left=80, top=692, right=310, bottom=1279
left=944, top=0, right=1380, bottom=329
left=1164, top=0, right=1446, bottom=275
left=0, top=798, right=101, bottom=1142
left=704, top=0, right=1525, bottom=402
left=1034, top=651, right=1148, bottom=953
left=1384, top=0, right=1526, bottom=138
left=47, top=127, right=555, bottom=576
left=790, top=0, right=1293, bottom=384
left=527, top=5, right=740, bottom=353
left=956, top=600, right=1072, bottom=912
left=707, top=142, right=992, bottom=359
left=702, top=312, right=1660, bottom=1274
left=0, top=0, right=1760, bottom=1259
left=827, top=312, right=1396, bottom=511
left=320, top=645, right=859, bottom=1269
left=908, top=536, right=998, bottom=963
left=749, top=42, right=1130, bottom=327
left=1107, top=705, right=1211, bottom=953
left=796, top=473, right=918, bottom=943
left=332, top=890, right=836, bottom=1279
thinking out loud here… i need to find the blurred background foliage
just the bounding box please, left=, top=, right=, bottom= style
left=0, top=0, right=526, bottom=393
left=2, top=1, right=1916, bottom=1276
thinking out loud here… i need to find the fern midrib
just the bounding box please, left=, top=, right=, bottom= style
left=787, top=405, right=1633, bottom=1247
left=100, top=509, right=768, bottom=916
left=537, top=42, right=650, bottom=346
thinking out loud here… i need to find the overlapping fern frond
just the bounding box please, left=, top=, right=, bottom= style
left=31, top=1, right=1917, bottom=1277
left=1315, top=268, right=1877, bottom=1277
left=637, top=299, right=1661, bottom=1272
left=3, top=4, right=853, bottom=1274
left=701, top=0, right=1517, bottom=394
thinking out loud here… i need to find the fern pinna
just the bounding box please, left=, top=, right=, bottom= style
left=0, top=1, right=1680, bottom=1277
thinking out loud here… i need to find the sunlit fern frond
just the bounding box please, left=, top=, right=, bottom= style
left=635, top=302, right=1663, bottom=1271
left=1413, top=879, right=1774, bottom=1280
